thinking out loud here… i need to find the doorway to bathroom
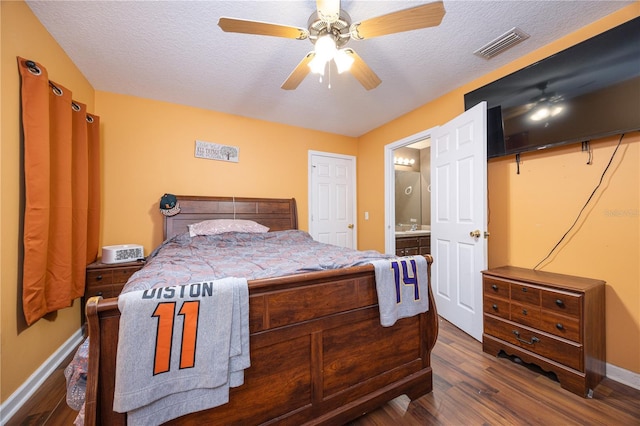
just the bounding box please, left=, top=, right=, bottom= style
left=384, top=130, right=432, bottom=256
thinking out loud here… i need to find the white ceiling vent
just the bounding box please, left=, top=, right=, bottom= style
left=474, top=27, right=530, bottom=60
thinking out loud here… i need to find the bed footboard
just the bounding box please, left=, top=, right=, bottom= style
left=84, top=256, right=438, bottom=425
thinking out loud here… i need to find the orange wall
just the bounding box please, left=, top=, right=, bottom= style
left=357, top=5, right=639, bottom=373
left=95, top=91, right=357, bottom=254
left=1, top=0, right=95, bottom=402
left=2, top=0, right=638, bottom=407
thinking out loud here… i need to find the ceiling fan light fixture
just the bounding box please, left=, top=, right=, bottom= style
left=334, top=49, right=354, bottom=73
left=314, top=35, right=337, bottom=62
left=530, top=103, right=564, bottom=122
left=308, top=54, right=326, bottom=75
left=530, top=106, right=550, bottom=122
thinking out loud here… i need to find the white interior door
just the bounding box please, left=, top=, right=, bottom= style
left=431, top=101, right=488, bottom=341
left=308, top=151, right=356, bottom=249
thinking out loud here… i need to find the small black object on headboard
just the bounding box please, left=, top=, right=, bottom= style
left=159, top=193, right=181, bottom=217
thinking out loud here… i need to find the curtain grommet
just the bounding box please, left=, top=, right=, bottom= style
left=50, top=83, right=63, bottom=97
left=25, top=60, right=42, bottom=76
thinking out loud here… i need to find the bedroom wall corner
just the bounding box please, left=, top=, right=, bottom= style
left=0, top=0, right=94, bottom=406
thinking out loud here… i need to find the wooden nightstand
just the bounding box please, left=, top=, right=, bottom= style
left=81, top=258, right=145, bottom=325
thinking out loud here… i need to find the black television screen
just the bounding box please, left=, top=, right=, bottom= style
left=465, top=17, right=640, bottom=159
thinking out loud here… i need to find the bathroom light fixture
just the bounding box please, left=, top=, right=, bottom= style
left=394, top=157, right=415, bottom=165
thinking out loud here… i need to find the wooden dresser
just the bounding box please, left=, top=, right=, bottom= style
left=482, top=265, right=605, bottom=397
left=81, top=258, right=144, bottom=324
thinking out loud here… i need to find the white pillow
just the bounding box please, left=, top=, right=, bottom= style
left=188, top=219, right=269, bottom=237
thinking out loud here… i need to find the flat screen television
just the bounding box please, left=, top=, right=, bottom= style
left=464, top=17, right=640, bottom=159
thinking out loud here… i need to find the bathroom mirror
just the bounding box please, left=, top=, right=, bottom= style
left=395, top=170, right=421, bottom=227
left=393, top=143, right=431, bottom=230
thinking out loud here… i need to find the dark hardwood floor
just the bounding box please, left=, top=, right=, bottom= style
left=7, top=318, right=640, bottom=425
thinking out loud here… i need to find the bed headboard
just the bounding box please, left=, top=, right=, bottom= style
left=163, top=196, right=298, bottom=240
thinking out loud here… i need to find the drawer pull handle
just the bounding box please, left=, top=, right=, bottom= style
left=556, top=323, right=564, bottom=330
left=492, top=284, right=498, bottom=291
left=513, top=330, right=539, bottom=345
left=522, top=309, right=528, bottom=315
left=96, top=275, right=103, bottom=281
left=555, top=299, right=564, bottom=307
left=492, top=304, right=498, bottom=310
left=96, top=291, right=103, bottom=297
left=522, top=287, right=528, bottom=293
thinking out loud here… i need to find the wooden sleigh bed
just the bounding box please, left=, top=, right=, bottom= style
left=83, top=195, right=438, bottom=425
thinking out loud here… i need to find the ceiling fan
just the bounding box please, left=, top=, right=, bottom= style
left=218, top=1, right=446, bottom=90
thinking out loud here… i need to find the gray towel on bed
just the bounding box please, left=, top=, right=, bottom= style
left=113, top=277, right=249, bottom=425
left=371, top=256, right=429, bottom=327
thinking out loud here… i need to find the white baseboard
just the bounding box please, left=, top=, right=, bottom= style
left=0, top=329, right=84, bottom=425
left=607, top=362, right=640, bottom=390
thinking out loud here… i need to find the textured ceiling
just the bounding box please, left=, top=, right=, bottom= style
left=26, top=0, right=634, bottom=137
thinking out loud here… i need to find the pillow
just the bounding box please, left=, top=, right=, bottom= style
left=188, top=219, right=269, bottom=237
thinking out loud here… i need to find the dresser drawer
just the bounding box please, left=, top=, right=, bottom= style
left=483, top=277, right=509, bottom=298
left=510, top=283, right=541, bottom=305
left=84, top=282, right=119, bottom=299
left=112, top=266, right=140, bottom=283
left=539, top=312, right=581, bottom=342
left=541, top=290, right=581, bottom=318
left=484, top=316, right=582, bottom=371
left=510, top=302, right=541, bottom=329
left=86, top=269, right=114, bottom=285
left=484, top=295, right=510, bottom=319
left=396, top=237, right=419, bottom=249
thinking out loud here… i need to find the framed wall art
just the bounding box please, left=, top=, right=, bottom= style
left=194, top=140, right=239, bottom=163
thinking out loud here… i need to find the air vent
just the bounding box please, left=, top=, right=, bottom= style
left=474, top=27, right=530, bottom=60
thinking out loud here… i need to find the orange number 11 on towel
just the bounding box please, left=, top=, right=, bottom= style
left=151, top=301, right=200, bottom=375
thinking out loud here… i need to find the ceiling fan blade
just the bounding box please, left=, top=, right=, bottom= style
left=218, top=17, right=309, bottom=40
left=351, top=1, right=445, bottom=40
left=281, top=52, right=315, bottom=90
left=344, top=49, right=381, bottom=90
left=316, top=0, right=341, bottom=23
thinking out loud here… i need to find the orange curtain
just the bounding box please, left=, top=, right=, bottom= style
left=18, top=57, right=100, bottom=325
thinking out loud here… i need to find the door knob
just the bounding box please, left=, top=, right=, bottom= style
left=348, top=224, right=354, bottom=229
left=470, top=229, right=481, bottom=238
